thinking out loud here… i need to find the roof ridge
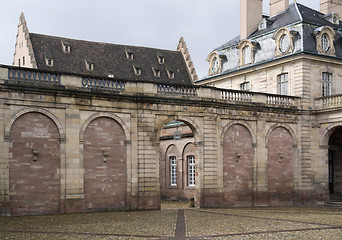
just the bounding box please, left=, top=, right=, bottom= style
left=29, top=32, right=180, bottom=53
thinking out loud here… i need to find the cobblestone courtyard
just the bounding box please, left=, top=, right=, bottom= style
left=1, top=202, right=342, bottom=239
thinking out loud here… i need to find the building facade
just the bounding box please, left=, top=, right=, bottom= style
left=1, top=0, right=342, bottom=216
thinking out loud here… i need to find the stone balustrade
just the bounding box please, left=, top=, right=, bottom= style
left=7, top=67, right=61, bottom=85
left=0, top=65, right=300, bottom=107
left=315, top=94, right=342, bottom=108
left=82, top=77, right=126, bottom=92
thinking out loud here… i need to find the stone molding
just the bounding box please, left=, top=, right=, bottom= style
left=273, top=27, right=297, bottom=57
left=314, top=26, right=336, bottom=56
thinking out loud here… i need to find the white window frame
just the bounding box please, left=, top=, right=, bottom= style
left=242, top=45, right=251, bottom=65
left=187, top=155, right=195, bottom=187
left=278, top=73, right=288, bottom=95
left=321, top=33, right=330, bottom=52
left=322, top=72, right=332, bottom=97
left=170, top=156, right=177, bottom=186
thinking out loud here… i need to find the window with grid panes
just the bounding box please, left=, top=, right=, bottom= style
left=322, top=72, right=332, bottom=97
left=187, top=155, right=195, bottom=186
left=170, top=156, right=177, bottom=186
left=278, top=73, right=288, bottom=95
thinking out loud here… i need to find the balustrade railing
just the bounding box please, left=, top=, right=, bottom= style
left=321, top=95, right=342, bottom=107
left=2, top=66, right=300, bottom=107
left=157, top=84, right=198, bottom=96
left=266, top=94, right=294, bottom=106
left=221, top=89, right=252, bottom=102
left=8, top=68, right=61, bottom=85
left=82, top=77, right=126, bottom=92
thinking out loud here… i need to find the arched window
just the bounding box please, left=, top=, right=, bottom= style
left=242, top=46, right=251, bottom=65
left=314, top=26, right=335, bottom=56
left=321, top=34, right=330, bottom=52
left=238, top=40, right=256, bottom=66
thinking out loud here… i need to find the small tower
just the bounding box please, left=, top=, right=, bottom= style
left=177, top=37, right=198, bottom=83
left=13, top=13, right=36, bottom=68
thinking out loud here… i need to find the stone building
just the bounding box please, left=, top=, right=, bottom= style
left=199, top=0, right=342, bottom=205
left=1, top=0, right=342, bottom=216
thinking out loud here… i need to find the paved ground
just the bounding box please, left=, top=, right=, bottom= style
left=1, top=201, right=342, bottom=239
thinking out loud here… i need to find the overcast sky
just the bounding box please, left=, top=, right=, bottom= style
left=0, top=0, right=320, bottom=78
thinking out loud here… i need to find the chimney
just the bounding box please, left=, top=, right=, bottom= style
left=240, top=0, right=263, bottom=39
left=270, top=0, right=289, bottom=16
left=320, top=0, right=342, bottom=17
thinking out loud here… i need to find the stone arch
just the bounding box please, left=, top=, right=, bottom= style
left=8, top=110, right=61, bottom=215
left=221, top=120, right=256, bottom=147
left=82, top=115, right=127, bottom=211
left=80, top=113, right=130, bottom=143
left=266, top=124, right=295, bottom=206
left=157, top=116, right=201, bottom=204
left=321, top=123, right=342, bottom=199
left=166, top=144, right=179, bottom=158
left=156, top=116, right=202, bottom=145
left=5, top=108, right=64, bottom=140
left=222, top=122, right=254, bottom=207
left=265, top=123, right=297, bottom=147
left=321, top=123, right=342, bottom=146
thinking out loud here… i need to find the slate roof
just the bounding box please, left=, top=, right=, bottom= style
left=29, top=33, right=192, bottom=84
left=214, top=35, right=240, bottom=51
left=215, top=3, right=342, bottom=51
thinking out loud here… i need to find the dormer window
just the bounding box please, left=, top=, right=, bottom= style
left=321, top=33, right=330, bottom=52
left=273, top=27, right=297, bottom=57
left=314, top=26, right=336, bottom=55
left=108, top=71, right=114, bottom=78
left=62, top=40, right=71, bottom=53
left=242, top=46, right=251, bottom=65
left=126, top=48, right=134, bottom=60
left=85, top=58, right=94, bottom=70
left=157, top=54, right=165, bottom=64
left=322, top=13, right=340, bottom=25
left=258, top=18, right=267, bottom=31
left=133, top=65, right=142, bottom=76
left=167, top=69, right=175, bottom=79
left=44, top=53, right=54, bottom=67
left=153, top=68, right=161, bottom=77
left=64, top=45, right=70, bottom=52
left=206, top=51, right=223, bottom=76
left=237, top=40, right=257, bottom=66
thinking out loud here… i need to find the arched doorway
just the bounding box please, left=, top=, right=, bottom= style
left=159, top=120, right=197, bottom=203
left=328, top=127, right=342, bottom=200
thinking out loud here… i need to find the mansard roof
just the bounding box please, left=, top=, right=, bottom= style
left=29, top=33, right=192, bottom=84
left=199, top=3, right=342, bottom=82
left=216, top=3, right=342, bottom=51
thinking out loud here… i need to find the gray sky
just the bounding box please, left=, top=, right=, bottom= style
left=0, top=0, right=320, bottom=78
